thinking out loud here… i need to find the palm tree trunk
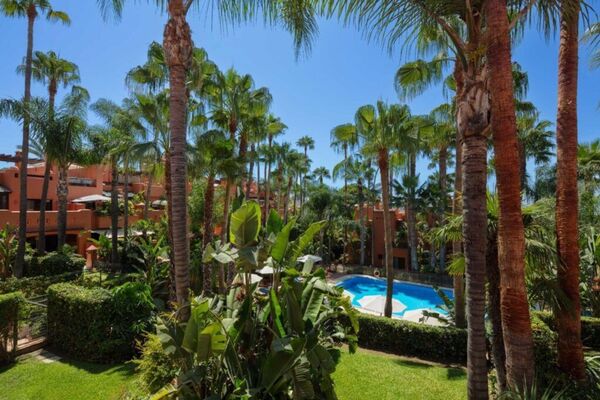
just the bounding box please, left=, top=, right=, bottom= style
left=110, top=160, right=119, bottom=271
left=264, top=137, right=272, bottom=224
left=37, top=82, right=57, bottom=254
left=222, top=180, right=232, bottom=241
left=486, top=0, right=535, bottom=390
left=164, top=0, right=192, bottom=321
left=407, top=155, right=418, bottom=271
left=487, top=230, right=507, bottom=393
left=555, top=0, right=586, bottom=381
left=438, top=146, right=447, bottom=271
left=123, top=158, right=129, bottom=243
left=452, top=67, right=466, bottom=329
left=56, top=165, right=68, bottom=249
left=37, top=161, right=52, bottom=253
left=203, top=173, right=215, bottom=294
left=245, top=143, right=255, bottom=199
left=517, top=139, right=527, bottom=194
left=143, top=171, right=153, bottom=222
left=379, top=150, right=394, bottom=318
left=358, top=177, right=366, bottom=266
left=15, top=8, right=37, bottom=278
left=462, top=134, right=489, bottom=400
left=284, top=175, right=292, bottom=223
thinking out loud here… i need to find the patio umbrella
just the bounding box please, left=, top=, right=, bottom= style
left=256, top=266, right=274, bottom=275
left=297, top=255, right=322, bottom=264
left=358, top=295, right=406, bottom=315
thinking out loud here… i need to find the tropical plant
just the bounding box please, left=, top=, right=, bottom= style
left=18, top=50, right=80, bottom=253
left=1, top=0, right=70, bottom=277
left=296, top=135, right=315, bottom=206
left=0, top=225, right=17, bottom=279
left=312, top=167, right=330, bottom=185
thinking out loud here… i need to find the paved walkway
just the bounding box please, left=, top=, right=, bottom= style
left=30, top=349, right=62, bottom=364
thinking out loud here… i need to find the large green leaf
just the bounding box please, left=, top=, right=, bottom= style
left=271, top=217, right=297, bottom=263
left=182, top=300, right=210, bottom=354
left=229, top=201, right=261, bottom=247
left=303, top=287, right=325, bottom=324
left=286, top=220, right=327, bottom=265
left=266, top=209, right=283, bottom=235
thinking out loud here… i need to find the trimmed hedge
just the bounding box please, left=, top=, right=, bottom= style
left=25, top=251, right=85, bottom=277
left=0, top=291, right=24, bottom=364
left=47, top=282, right=154, bottom=363
left=353, top=314, right=467, bottom=364
left=0, top=272, right=79, bottom=297
left=533, top=311, right=600, bottom=351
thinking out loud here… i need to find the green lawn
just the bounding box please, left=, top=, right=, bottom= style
left=333, top=349, right=467, bottom=400
left=0, top=349, right=466, bottom=399
left=0, top=356, right=135, bottom=400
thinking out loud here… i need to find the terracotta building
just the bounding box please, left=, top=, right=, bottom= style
left=0, top=152, right=165, bottom=254
left=356, top=203, right=409, bottom=269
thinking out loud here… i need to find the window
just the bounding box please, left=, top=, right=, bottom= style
left=0, top=193, right=8, bottom=209
left=27, top=199, right=52, bottom=211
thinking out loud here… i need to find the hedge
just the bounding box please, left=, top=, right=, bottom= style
left=47, top=282, right=154, bottom=363
left=353, top=314, right=467, bottom=364
left=25, top=251, right=85, bottom=277
left=533, top=311, right=600, bottom=351
left=0, top=272, right=79, bottom=297
left=0, top=291, right=24, bottom=364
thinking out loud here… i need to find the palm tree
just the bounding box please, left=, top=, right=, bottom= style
left=312, top=167, right=330, bottom=185
left=357, top=102, right=410, bottom=318
left=1, top=0, right=69, bottom=277
left=296, top=135, right=315, bottom=205
left=19, top=51, right=80, bottom=253
left=554, top=0, right=586, bottom=381
left=263, top=115, right=286, bottom=222
left=37, top=88, right=89, bottom=249
left=189, top=129, right=236, bottom=294
left=486, top=0, right=537, bottom=391
left=516, top=114, right=555, bottom=197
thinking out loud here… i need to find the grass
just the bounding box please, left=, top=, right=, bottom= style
left=0, top=355, right=135, bottom=400
left=333, top=349, right=467, bottom=400
left=0, top=348, right=466, bottom=399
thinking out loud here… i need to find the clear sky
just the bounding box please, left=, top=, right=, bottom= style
left=1, top=2, right=598, bottom=185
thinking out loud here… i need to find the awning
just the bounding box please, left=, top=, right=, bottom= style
left=72, top=194, right=111, bottom=203
left=152, top=199, right=167, bottom=207
left=0, top=185, right=11, bottom=193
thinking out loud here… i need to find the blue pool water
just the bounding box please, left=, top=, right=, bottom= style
left=336, top=275, right=454, bottom=317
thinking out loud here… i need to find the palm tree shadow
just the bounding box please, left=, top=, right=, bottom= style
left=446, top=367, right=466, bottom=380
left=393, top=359, right=433, bottom=369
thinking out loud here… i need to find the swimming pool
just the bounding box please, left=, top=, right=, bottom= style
left=336, top=275, right=454, bottom=318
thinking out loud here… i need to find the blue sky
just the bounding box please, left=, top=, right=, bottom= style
left=1, top=2, right=598, bottom=186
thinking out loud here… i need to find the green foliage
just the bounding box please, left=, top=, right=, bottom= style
left=0, top=291, right=24, bottom=364
left=229, top=200, right=261, bottom=247
left=146, top=267, right=357, bottom=399
left=134, top=333, right=179, bottom=394
left=25, top=248, right=85, bottom=277
left=533, top=311, right=600, bottom=351
left=353, top=313, right=467, bottom=364
left=0, top=272, right=79, bottom=297
left=0, top=225, right=16, bottom=279
left=47, top=282, right=154, bottom=363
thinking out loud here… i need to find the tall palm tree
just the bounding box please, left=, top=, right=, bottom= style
left=1, top=0, right=69, bottom=277
left=189, top=129, right=236, bottom=294
left=554, top=0, right=586, bottom=381
left=312, top=167, right=330, bottom=185
left=38, top=88, right=89, bottom=249
left=485, top=0, right=536, bottom=390
left=357, top=102, right=410, bottom=318
left=19, top=51, right=80, bottom=253
left=263, top=115, right=286, bottom=222
left=296, top=135, right=315, bottom=205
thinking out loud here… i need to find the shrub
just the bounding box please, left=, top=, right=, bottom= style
left=353, top=314, right=467, bottom=364
left=0, top=272, right=79, bottom=297
left=533, top=311, right=600, bottom=351
left=135, top=333, right=179, bottom=394
left=24, top=248, right=85, bottom=277
left=47, top=282, right=154, bottom=363
left=0, top=291, right=24, bottom=364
